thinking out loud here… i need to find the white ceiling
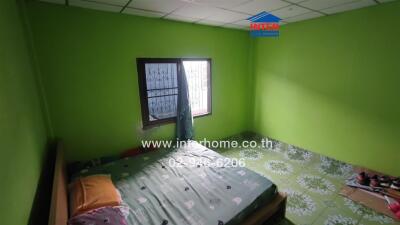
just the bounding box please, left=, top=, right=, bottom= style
left=38, top=0, right=397, bottom=30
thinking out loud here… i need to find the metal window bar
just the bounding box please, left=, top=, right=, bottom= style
left=144, top=60, right=209, bottom=122
left=145, top=63, right=178, bottom=121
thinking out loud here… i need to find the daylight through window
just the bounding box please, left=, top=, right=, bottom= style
left=137, top=58, right=211, bottom=128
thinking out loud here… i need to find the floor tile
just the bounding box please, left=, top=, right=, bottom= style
left=312, top=207, right=362, bottom=225
left=299, top=168, right=342, bottom=198
left=217, top=133, right=399, bottom=225
left=284, top=188, right=325, bottom=225
left=283, top=145, right=315, bottom=170
left=359, top=216, right=400, bottom=225
left=341, top=196, right=399, bottom=225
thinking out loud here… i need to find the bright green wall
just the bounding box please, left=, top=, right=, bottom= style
left=26, top=1, right=400, bottom=175
left=252, top=2, right=400, bottom=176
left=0, top=0, right=48, bottom=225
left=26, top=2, right=253, bottom=161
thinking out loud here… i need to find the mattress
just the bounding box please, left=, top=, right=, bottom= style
left=74, top=141, right=277, bottom=225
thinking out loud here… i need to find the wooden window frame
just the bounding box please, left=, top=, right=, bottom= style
left=136, top=58, right=212, bottom=129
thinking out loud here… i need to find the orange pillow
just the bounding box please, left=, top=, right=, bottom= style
left=69, top=175, right=121, bottom=217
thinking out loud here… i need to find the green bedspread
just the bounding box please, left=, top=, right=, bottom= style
left=74, top=141, right=277, bottom=225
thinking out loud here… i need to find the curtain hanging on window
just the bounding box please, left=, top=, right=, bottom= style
left=176, top=60, right=194, bottom=141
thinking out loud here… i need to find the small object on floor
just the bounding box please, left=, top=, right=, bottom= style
left=379, top=176, right=392, bottom=188
left=357, top=172, right=370, bottom=185
left=370, top=175, right=380, bottom=188
left=346, top=174, right=375, bottom=192
left=384, top=195, right=400, bottom=219
left=391, top=178, right=400, bottom=191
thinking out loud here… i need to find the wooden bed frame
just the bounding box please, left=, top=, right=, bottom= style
left=48, top=143, right=287, bottom=225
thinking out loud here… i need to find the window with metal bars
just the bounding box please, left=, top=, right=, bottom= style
left=137, top=58, right=211, bottom=128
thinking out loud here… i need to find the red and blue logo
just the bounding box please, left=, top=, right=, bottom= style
left=247, top=11, right=281, bottom=37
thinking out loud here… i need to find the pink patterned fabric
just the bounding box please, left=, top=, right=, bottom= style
left=68, top=206, right=128, bottom=225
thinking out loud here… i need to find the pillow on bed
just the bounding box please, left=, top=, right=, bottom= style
left=69, top=175, right=122, bottom=217
left=68, top=206, right=129, bottom=225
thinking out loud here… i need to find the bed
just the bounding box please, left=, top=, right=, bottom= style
left=49, top=141, right=286, bottom=225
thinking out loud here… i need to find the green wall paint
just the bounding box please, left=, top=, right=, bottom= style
left=27, top=2, right=253, bottom=161
left=252, top=2, right=400, bottom=176
left=0, top=0, right=48, bottom=225
left=25, top=1, right=399, bottom=175
left=0, top=1, right=397, bottom=224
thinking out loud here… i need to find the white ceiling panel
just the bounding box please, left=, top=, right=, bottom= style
left=222, top=23, right=248, bottom=30
left=90, top=0, right=129, bottom=6
left=233, top=19, right=250, bottom=26
left=299, top=0, right=358, bottom=10
left=35, top=0, right=395, bottom=30
left=271, top=5, right=311, bottom=19
left=233, top=0, right=290, bottom=15
left=164, top=14, right=199, bottom=22
left=123, top=7, right=165, bottom=17
left=321, top=0, right=376, bottom=14
left=172, top=4, right=225, bottom=19
left=39, top=0, right=65, bottom=4
left=129, top=0, right=187, bottom=13
left=187, top=0, right=251, bottom=8
left=284, top=11, right=323, bottom=22
left=205, top=9, right=249, bottom=23
left=69, top=0, right=122, bottom=12
left=285, top=0, right=307, bottom=3
left=196, top=19, right=226, bottom=26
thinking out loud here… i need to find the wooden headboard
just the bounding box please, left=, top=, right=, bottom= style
left=48, top=142, right=68, bottom=225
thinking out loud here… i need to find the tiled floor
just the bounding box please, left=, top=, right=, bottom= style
left=215, top=134, right=400, bottom=225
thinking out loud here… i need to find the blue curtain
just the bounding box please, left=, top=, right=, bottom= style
left=176, top=60, right=194, bottom=140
